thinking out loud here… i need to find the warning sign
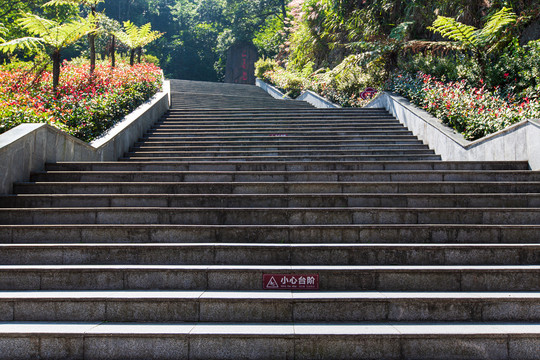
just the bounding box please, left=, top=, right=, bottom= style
left=263, top=274, right=319, bottom=290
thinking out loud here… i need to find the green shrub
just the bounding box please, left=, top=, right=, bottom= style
left=254, top=57, right=279, bottom=81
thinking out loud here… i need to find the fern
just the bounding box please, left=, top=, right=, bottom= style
left=115, top=21, right=163, bottom=49
left=44, top=0, right=103, bottom=7
left=428, top=16, right=479, bottom=48
left=15, top=13, right=95, bottom=50
left=389, top=21, right=414, bottom=41
left=479, top=7, right=517, bottom=47
left=0, top=37, right=45, bottom=53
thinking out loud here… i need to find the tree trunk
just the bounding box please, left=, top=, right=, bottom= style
left=52, top=49, right=61, bottom=93
left=89, top=5, right=97, bottom=74
left=130, top=48, right=135, bottom=66
left=110, top=35, right=116, bottom=68
left=89, top=33, right=96, bottom=74
left=281, top=0, right=286, bottom=20
left=137, top=47, right=142, bottom=63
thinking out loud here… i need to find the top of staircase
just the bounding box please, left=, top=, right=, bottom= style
left=169, top=79, right=314, bottom=109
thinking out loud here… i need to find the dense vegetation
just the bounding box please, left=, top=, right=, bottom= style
left=255, top=0, right=540, bottom=140
left=0, top=61, right=162, bottom=141
left=0, top=0, right=163, bottom=140
left=1, top=0, right=539, bottom=140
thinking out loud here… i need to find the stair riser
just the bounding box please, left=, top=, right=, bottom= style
left=171, top=104, right=315, bottom=109
left=125, top=150, right=439, bottom=158
left=3, top=194, right=540, bottom=208
left=131, top=145, right=431, bottom=152
left=156, top=118, right=400, bottom=124
left=0, top=267, right=538, bottom=291
left=144, top=130, right=414, bottom=136
left=134, top=140, right=426, bottom=147
left=28, top=172, right=540, bottom=183
left=121, top=155, right=443, bottom=162
left=15, top=182, right=540, bottom=194
left=0, top=332, right=535, bottom=360
left=151, top=124, right=405, bottom=130
left=2, top=208, right=539, bottom=225
left=1, top=298, right=537, bottom=322
left=44, top=161, right=531, bottom=172
left=0, top=245, right=537, bottom=265
left=2, top=225, right=537, bottom=244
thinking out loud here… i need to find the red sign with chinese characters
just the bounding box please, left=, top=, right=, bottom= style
left=263, top=274, right=319, bottom=290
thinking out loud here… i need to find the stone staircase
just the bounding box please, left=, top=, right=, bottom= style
left=0, top=79, right=539, bottom=359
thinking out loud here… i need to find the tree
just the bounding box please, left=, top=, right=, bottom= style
left=115, top=21, right=163, bottom=66
left=44, top=0, right=104, bottom=74
left=0, top=13, right=95, bottom=91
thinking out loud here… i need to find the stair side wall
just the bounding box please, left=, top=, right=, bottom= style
left=0, top=91, right=169, bottom=194
left=367, top=92, right=540, bottom=170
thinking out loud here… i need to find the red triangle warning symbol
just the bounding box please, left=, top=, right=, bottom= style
left=266, top=276, right=279, bottom=289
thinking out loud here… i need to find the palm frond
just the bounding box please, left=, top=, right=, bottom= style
left=0, top=37, right=45, bottom=53
left=428, top=16, right=479, bottom=47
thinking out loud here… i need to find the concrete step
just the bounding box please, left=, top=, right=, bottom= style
left=0, top=321, right=538, bottom=360
left=14, top=181, right=540, bottom=195
left=165, top=107, right=389, bottom=114
left=0, top=291, right=538, bottom=322
left=3, top=193, right=540, bottom=208
left=130, top=144, right=430, bottom=152
left=27, top=170, right=540, bottom=183
left=0, top=243, right=537, bottom=265
left=0, top=264, right=538, bottom=291
left=144, top=129, right=414, bottom=136
left=1, top=207, right=539, bottom=225
left=158, top=116, right=400, bottom=123
left=138, top=134, right=422, bottom=142
left=170, top=102, right=315, bottom=110
left=151, top=123, right=405, bottom=130
left=44, top=161, right=531, bottom=172
left=120, top=155, right=443, bottom=162
left=131, top=140, right=428, bottom=148
left=2, top=224, right=538, bottom=244
left=125, top=150, right=439, bottom=159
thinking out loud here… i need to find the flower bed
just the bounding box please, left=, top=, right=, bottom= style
left=386, top=72, right=540, bottom=140
left=0, top=61, right=163, bottom=142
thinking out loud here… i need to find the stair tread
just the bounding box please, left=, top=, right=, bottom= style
left=0, top=322, right=539, bottom=335
left=1, top=290, right=539, bottom=300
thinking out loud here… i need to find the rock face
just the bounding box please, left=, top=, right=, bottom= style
left=521, top=19, right=540, bottom=45
left=0, top=79, right=539, bottom=359
left=224, top=42, right=258, bottom=85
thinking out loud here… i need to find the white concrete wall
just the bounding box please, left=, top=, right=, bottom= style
left=255, top=79, right=292, bottom=100
left=0, top=90, right=169, bottom=194
left=367, top=92, right=540, bottom=170
left=256, top=79, right=341, bottom=108
left=297, top=90, right=341, bottom=109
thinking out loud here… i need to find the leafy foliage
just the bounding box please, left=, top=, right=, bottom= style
left=115, top=21, right=163, bottom=50
left=0, top=60, right=162, bottom=141
left=386, top=72, right=540, bottom=140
